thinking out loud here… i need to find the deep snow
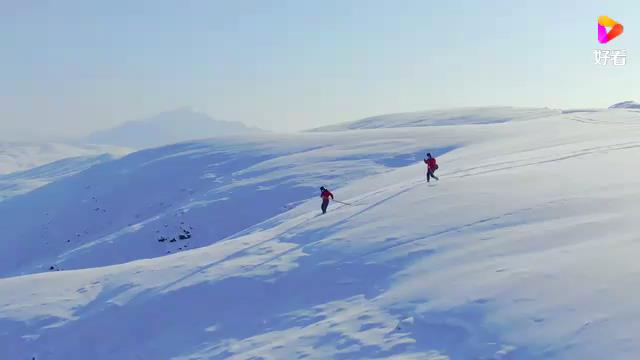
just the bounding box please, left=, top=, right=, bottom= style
left=3, top=107, right=640, bottom=359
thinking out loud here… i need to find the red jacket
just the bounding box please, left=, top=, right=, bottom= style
left=424, top=157, right=437, bottom=171
left=321, top=189, right=334, bottom=200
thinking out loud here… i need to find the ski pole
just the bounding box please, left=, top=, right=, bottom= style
left=332, top=199, right=353, bottom=206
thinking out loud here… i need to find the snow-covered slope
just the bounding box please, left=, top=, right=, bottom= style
left=4, top=107, right=640, bottom=359
left=0, top=131, right=443, bottom=277
left=609, top=100, right=640, bottom=109
left=85, top=108, right=262, bottom=149
left=0, top=143, right=127, bottom=175
left=310, top=106, right=562, bottom=131
left=0, top=154, right=117, bottom=202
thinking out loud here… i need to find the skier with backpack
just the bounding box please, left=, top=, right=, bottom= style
left=424, top=153, right=439, bottom=182
left=320, top=186, right=334, bottom=214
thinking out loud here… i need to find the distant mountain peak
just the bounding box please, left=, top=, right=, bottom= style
left=609, top=101, right=640, bottom=109
left=85, top=109, right=262, bottom=149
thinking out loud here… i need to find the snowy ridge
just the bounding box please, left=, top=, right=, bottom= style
left=3, top=108, right=640, bottom=358
left=309, top=107, right=562, bottom=132
left=0, top=143, right=128, bottom=175
left=609, top=100, right=640, bottom=110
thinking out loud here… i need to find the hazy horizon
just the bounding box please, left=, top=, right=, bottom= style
left=2, top=0, right=638, bottom=142
left=3, top=101, right=631, bottom=143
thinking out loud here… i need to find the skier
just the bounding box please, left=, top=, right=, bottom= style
left=424, top=153, right=439, bottom=182
left=320, top=186, right=334, bottom=214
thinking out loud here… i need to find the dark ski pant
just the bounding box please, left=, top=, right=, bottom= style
left=427, top=169, right=439, bottom=182
left=321, top=198, right=330, bottom=214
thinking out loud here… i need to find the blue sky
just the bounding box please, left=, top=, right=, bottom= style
left=0, top=0, right=637, bottom=140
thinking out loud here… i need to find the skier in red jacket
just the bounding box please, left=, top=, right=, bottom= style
left=424, top=153, right=439, bottom=182
left=320, top=186, right=334, bottom=214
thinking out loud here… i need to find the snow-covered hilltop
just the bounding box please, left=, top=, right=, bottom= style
left=85, top=107, right=263, bottom=149
left=310, top=107, right=562, bottom=131
left=3, top=106, right=640, bottom=359
left=609, top=100, right=640, bottom=109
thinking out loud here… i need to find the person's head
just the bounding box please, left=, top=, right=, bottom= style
left=426, top=153, right=432, bottom=158
left=320, top=186, right=326, bottom=191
